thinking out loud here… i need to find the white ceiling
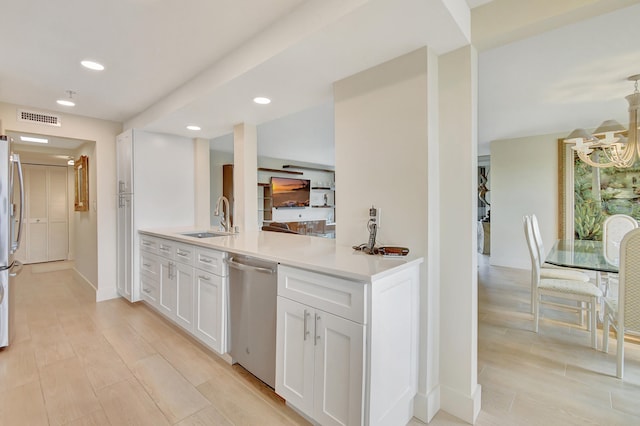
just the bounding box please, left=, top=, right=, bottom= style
left=478, top=2, right=640, bottom=154
left=2, top=0, right=640, bottom=160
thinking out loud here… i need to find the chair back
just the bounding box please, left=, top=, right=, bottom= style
left=523, top=215, right=540, bottom=286
left=530, top=214, right=545, bottom=267
left=603, top=214, right=638, bottom=265
left=619, top=227, right=640, bottom=334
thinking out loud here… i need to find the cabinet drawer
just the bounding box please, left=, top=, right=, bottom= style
left=174, top=243, right=195, bottom=266
left=140, top=235, right=159, bottom=254
left=195, top=248, right=226, bottom=276
left=140, top=274, right=159, bottom=304
left=278, top=265, right=366, bottom=324
left=157, top=239, right=175, bottom=259
left=140, top=253, right=160, bottom=278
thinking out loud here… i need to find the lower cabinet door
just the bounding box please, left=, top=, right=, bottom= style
left=159, top=260, right=176, bottom=317
left=194, top=270, right=225, bottom=353
left=313, top=310, right=365, bottom=426
left=175, top=262, right=195, bottom=332
left=276, top=297, right=315, bottom=418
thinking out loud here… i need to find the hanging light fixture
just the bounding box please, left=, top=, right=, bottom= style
left=565, top=74, right=640, bottom=168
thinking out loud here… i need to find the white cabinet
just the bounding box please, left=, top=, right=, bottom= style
left=276, top=266, right=365, bottom=426
left=277, top=297, right=364, bottom=426
left=276, top=264, right=419, bottom=426
left=194, top=247, right=227, bottom=353
left=139, top=235, right=160, bottom=306
left=194, top=270, right=225, bottom=352
left=116, top=129, right=195, bottom=302
left=138, top=235, right=227, bottom=354
left=175, top=261, right=195, bottom=332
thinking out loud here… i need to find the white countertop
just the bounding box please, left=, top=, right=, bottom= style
left=139, top=227, right=423, bottom=282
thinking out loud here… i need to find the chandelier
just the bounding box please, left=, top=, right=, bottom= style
left=565, top=74, right=640, bottom=169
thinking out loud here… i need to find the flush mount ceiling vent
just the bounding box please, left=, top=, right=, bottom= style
left=17, top=109, right=61, bottom=127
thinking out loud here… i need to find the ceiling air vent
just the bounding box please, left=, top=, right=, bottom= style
left=17, top=109, right=61, bottom=127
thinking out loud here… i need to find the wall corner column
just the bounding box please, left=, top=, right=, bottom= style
left=194, top=138, right=211, bottom=229
left=438, top=44, right=481, bottom=424
left=233, top=123, right=258, bottom=232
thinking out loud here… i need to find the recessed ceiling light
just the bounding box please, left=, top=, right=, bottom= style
left=186, top=125, right=201, bottom=131
left=20, top=136, right=48, bottom=144
left=81, top=60, right=105, bottom=71
left=56, top=99, right=75, bottom=107
left=253, top=97, right=271, bottom=105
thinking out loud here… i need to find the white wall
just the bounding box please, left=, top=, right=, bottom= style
left=334, top=47, right=432, bottom=422
left=490, top=132, right=561, bottom=269
left=0, top=101, right=121, bottom=299
left=73, top=142, right=97, bottom=290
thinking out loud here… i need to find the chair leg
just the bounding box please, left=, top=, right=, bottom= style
left=603, top=308, right=610, bottom=353
left=534, top=291, right=540, bottom=333
left=590, top=297, right=597, bottom=350
left=617, top=326, right=624, bottom=379
left=531, top=273, right=535, bottom=315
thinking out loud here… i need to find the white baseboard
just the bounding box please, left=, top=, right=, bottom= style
left=440, top=384, right=482, bottom=424
left=413, top=384, right=440, bottom=423
left=72, top=268, right=119, bottom=302
left=96, top=286, right=120, bottom=302
left=72, top=268, right=96, bottom=296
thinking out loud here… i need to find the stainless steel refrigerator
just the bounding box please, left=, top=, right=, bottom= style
left=0, top=135, right=24, bottom=348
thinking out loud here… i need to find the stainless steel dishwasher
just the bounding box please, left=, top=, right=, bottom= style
left=225, top=254, right=278, bottom=388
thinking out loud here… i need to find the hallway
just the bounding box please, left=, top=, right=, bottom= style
left=0, top=264, right=308, bottom=425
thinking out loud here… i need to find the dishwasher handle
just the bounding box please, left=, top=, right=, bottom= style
left=225, top=257, right=276, bottom=274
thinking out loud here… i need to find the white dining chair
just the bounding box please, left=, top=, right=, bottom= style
left=524, top=215, right=591, bottom=314
left=602, top=227, right=640, bottom=378
left=602, top=214, right=638, bottom=265
left=524, top=216, right=602, bottom=348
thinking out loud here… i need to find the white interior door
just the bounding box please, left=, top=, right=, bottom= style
left=22, top=165, right=69, bottom=264
left=48, top=167, right=68, bottom=261
left=26, top=165, right=48, bottom=263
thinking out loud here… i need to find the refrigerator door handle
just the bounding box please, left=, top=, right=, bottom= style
left=9, top=260, right=22, bottom=277
left=10, top=153, right=24, bottom=253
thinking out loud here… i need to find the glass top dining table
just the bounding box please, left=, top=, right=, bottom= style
left=545, top=239, right=619, bottom=274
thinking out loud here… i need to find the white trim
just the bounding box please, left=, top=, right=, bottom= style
left=73, top=267, right=118, bottom=301
left=413, top=384, right=441, bottom=423
left=440, top=383, right=482, bottom=424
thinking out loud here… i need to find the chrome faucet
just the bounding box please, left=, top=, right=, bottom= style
left=214, top=195, right=231, bottom=232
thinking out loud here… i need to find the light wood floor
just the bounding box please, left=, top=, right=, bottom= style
left=2, top=259, right=639, bottom=425
left=417, top=256, right=640, bottom=426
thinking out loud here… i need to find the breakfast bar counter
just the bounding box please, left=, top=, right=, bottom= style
left=138, top=227, right=423, bottom=282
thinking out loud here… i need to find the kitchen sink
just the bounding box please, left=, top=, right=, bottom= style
left=180, top=231, right=229, bottom=238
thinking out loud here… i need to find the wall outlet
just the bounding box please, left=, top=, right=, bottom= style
left=369, top=205, right=381, bottom=228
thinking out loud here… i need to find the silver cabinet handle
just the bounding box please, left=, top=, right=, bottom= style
left=168, top=262, right=174, bottom=279
left=303, top=309, right=310, bottom=341
left=142, top=241, right=152, bottom=246
left=143, top=288, right=151, bottom=294
left=177, top=249, right=190, bottom=257
left=199, top=257, right=213, bottom=264
left=198, top=274, right=211, bottom=281
left=314, top=314, right=321, bottom=346
left=143, top=263, right=151, bottom=268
